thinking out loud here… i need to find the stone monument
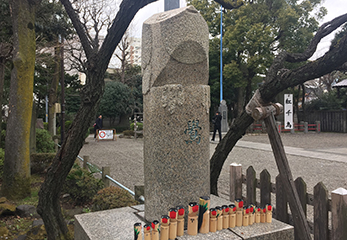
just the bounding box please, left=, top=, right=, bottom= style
left=142, top=6, right=210, bottom=222
left=164, top=0, right=179, bottom=11
left=219, top=100, right=229, bottom=132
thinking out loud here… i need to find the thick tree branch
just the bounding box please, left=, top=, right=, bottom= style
left=98, top=0, right=157, bottom=68
left=285, top=13, right=347, bottom=63
left=261, top=32, right=347, bottom=103
left=60, top=0, right=93, bottom=59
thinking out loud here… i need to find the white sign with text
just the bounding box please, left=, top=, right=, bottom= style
left=98, top=130, right=114, bottom=140
left=284, top=94, right=293, bottom=129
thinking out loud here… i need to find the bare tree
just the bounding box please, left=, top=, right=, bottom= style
left=115, top=33, right=130, bottom=83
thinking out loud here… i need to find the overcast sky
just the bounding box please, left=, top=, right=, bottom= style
left=130, top=0, right=347, bottom=59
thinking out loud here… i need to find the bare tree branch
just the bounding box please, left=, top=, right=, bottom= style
left=60, top=0, right=93, bottom=58
left=98, top=0, right=157, bottom=67
left=285, top=13, right=347, bottom=63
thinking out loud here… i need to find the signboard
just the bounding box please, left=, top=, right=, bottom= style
left=284, top=94, right=293, bottom=129
left=97, top=129, right=116, bottom=141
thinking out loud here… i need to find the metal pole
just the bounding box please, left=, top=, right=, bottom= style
left=220, top=5, right=223, bottom=103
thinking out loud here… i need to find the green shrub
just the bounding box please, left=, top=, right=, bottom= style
left=63, top=164, right=104, bottom=205
left=123, top=130, right=134, bottom=136
left=30, top=153, right=56, bottom=174
left=43, top=122, right=48, bottom=130
left=36, top=129, right=55, bottom=153
left=92, top=186, right=138, bottom=211
left=1, top=122, right=6, bottom=131
left=0, top=148, right=4, bottom=180
left=57, top=120, right=73, bottom=134
left=130, top=122, right=143, bottom=131
left=111, top=126, right=130, bottom=134
left=0, top=130, right=5, bottom=149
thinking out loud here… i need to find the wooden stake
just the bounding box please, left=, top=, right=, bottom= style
left=242, top=207, right=249, bottom=227
left=260, top=208, right=266, bottom=223
left=210, top=208, right=217, bottom=232
left=198, top=196, right=210, bottom=234
left=255, top=207, right=261, bottom=223
left=144, top=224, right=151, bottom=240
left=134, top=223, right=142, bottom=240
left=151, top=220, right=160, bottom=240
left=229, top=204, right=236, bottom=228
left=168, top=208, right=178, bottom=240
left=176, top=206, right=185, bottom=237
left=160, top=215, right=170, bottom=240
left=235, top=199, right=243, bottom=227
left=216, top=206, right=223, bottom=231
left=187, top=202, right=198, bottom=236
left=249, top=205, right=255, bottom=225
left=266, top=204, right=273, bottom=223
left=264, top=114, right=311, bottom=239
left=222, top=205, right=230, bottom=229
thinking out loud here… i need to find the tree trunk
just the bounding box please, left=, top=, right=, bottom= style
left=48, top=45, right=60, bottom=135
left=1, top=0, right=37, bottom=200
left=236, top=87, right=245, bottom=117
left=30, top=101, right=36, bottom=154
left=37, top=70, right=104, bottom=240
left=37, top=1, right=158, bottom=238
left=0, top=57, right=6, bottom=147
left=210, top=111, right=253, bottom=195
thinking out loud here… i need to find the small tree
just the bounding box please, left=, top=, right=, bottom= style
left=99, top=81, right=132, bottom=126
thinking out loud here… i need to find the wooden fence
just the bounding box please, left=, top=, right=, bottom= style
left=249, top=121, right=321, bottom=134
left=301, top=110, right=347, bottom=133
left=230, top=164, right=347, bottom=240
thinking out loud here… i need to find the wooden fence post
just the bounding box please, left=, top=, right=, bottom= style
left=276, top=174, right=289, bottom=223
left=83, top=155, right=89, bottom=170
left=331, top=188, right=347, bottom=240
left=102, top=166, right=111, bottom=187
left=230, top=163, right=242, bottom=201
left=260, top=169, right=271, bottom=207
left=261, top=121, right=266, bottom=133
left=291, top=127, right=295, bottom=134
left=300, top=121, right=305, bottom=132
left=246, top=166, right=256, bottom=205
left=276, top=121, right=281, bottom=133
left=314, top=182, right=329, bottom=240
left=304, top=122, right=308, bottom=134
left=295, top=177, right=308, bottom=239
left=315, top=121, right=321, bottom=133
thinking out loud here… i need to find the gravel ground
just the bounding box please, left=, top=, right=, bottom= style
left=217, top=132, right=347, bottom=198
left=79, top=132, right=347, bottom=198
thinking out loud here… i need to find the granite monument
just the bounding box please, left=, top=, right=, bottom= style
left=142, top=5, right=210, bottom=222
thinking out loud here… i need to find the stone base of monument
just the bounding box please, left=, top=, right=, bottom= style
left=74, top=195, right=293, bottom=240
